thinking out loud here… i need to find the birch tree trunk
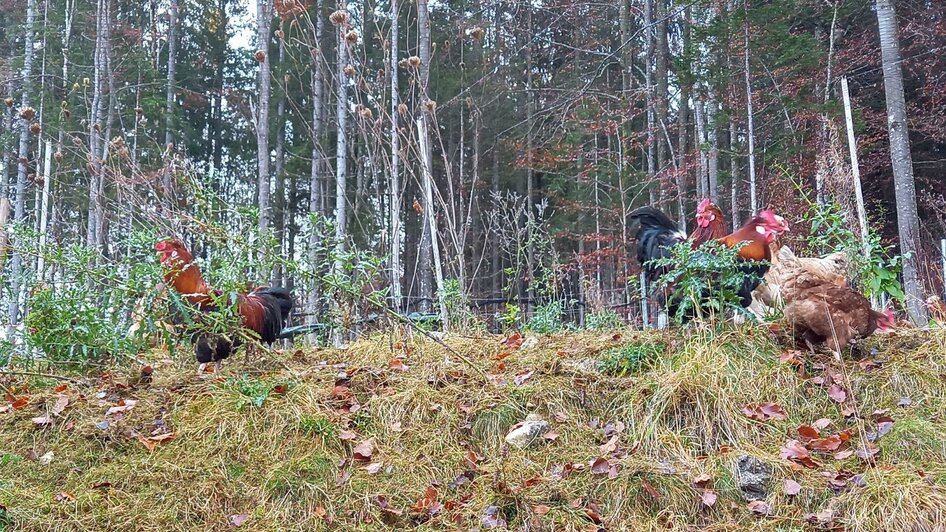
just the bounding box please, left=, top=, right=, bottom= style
left=388, top=0, right=402, bottom=311
left=307, top=0, right=326, bottom=337
left=416, top=0, right=433, bottom=312
left=1, top=82, right=13, bottom=198
left=743, top=2, right=758, bottom=213
left=256, top=0, right=273, bottom=233
left=333, top=1, right=350, bottom=344
left=875, top=0, right=927, bottom=322
left=6, top=0, right=36, bottom=340
left=164, top=0, right=178, bottom=149
left=86, top=0, right=107, bottom=249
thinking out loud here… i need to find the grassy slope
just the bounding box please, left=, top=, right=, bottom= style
left=1, top=327, right=945, bottom=531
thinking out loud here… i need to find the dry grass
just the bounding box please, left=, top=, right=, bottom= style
left=1, top=326, right=945, bottom=531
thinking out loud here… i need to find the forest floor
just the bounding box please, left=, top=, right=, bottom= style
left=1, top=326, right=945, bottom=531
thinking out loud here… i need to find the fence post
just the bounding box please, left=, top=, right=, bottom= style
left=941, top=238, right=946, bottom=301
left=639, top=272, right=649, bottom=329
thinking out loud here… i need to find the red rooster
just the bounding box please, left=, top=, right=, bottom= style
left=155, top=239, right=294, bottom=372
left=631, top=202, right=788, bottom=321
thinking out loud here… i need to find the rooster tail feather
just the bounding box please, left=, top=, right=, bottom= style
left=245, top=288, right=295, bottom=344
left=630, top=207, right=686, bottom=275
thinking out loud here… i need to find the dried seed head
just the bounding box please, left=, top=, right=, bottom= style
left=397, top=103, right=408, bottom=116
left=359, top=107, right=373, bottom=120
left=110, top=136, right=125, bottom=148
left=118, top=146, right=130, bottom=159
left=29, top=122, right=41, bottom=135
left=254, top=50, right=266, bottom=62
left=397, top=58, right=410, bottom=69
left=470, top=26, right=485, bottom=41
left=83, top=77, right=90, bottom=86
left=63, top=109, right=71, bottom=118
left=423, top=99, right=437, bottom=112
left=72, top=82, right=80, bottom=91
left=407, top=56, right=421, bottom=68
left=345, top=30, right=359, bottom=44
left=71, top=135, right=83, bottom=146
left=32, top=174, right=44, bottom=187
left=343, top=65, right=356, bottom=77
left=54, top=151, right=63, bottom=162
left=3, top=97, right=12, bottom=108
left=275, top=29, right=285, bottom=39
left=19, top=106, right=36, bottom=120
left=329, top=10, right=348, bottom=25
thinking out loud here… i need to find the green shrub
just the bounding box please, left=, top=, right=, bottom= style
left=585, top=309, right=624, bottom=330
left=599, top=340, right=666, bottom=376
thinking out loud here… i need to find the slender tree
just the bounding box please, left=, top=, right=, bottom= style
left=256, top=0, right=274, bottom=233
left=875, top=0, right=927, bottom=322
left=388, top=0, right=403, bottom=311
left=165, top=0, right=178, bottom=149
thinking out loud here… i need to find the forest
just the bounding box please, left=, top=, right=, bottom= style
left=1, top=0, right=946, bottom=530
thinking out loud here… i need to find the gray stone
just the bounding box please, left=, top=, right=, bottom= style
left=735, top=455, right=772, bottom=501
left=504, top=414, right=551, bottom=448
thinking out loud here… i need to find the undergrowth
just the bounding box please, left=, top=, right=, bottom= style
left=0, top=328, right=944, bottom=531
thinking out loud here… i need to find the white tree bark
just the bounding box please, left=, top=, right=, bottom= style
left=875, top=0, right=927, bottom=322
left=416, top=0, right=433, bottom=312
left=164, top=0, right=178, bottom=149
left=7, top=0, right=36, bottom=340
left=256, top=0, right=273, bottom=233
left=388, top=0, right=403, bottom=311
left=840, top=77, right=870, bottom=260
left=744, top=2, right=758, bottom=213
left=333, top=1, right=350, bottom=345
left=417, top=117, right=449, bottom=331
left=86, top=0, right=107, bottom=248
left=307, top=0, right=326, bottom=338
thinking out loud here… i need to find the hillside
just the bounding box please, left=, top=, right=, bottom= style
left=1, top=327, right=945, bottom=531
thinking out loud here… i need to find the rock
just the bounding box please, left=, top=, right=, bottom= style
left=562, top=358, right=600, bottom=374
left=735, top=455, right=772, bottom=501
left=504, top=414, right=550, bottom=448
left=521, top=336, right=539, bottom=350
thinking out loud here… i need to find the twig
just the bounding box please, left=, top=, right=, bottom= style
left=0, top=369, right=84, bottom=384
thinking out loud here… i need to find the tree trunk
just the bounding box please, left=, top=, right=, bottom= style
left=729, top=116, right=740, bottom=231
left=164, top=0, right=178, bottom=149
left=875, top=0, right=927, bottom=322
left=6, top=0, right=36, bottom=340
left=333, top=0, right=350, bottom=344
left=743, top=2, right=758, bottom=213
left=655, top=0, right=669, bottom=184
left=273, top=33, right=287, bottom=285
left=706, top=93, right=719, bottom=202
left=416, top=0, right=433, bottom=312
left=389, top=0, right=402, bottom=312
left=307, top=0, right=326, bottom=339
left=644, top=0, right=656, bottom=204
left=417, top=117, right=449, bottom=331
left=676, top=5, right=691, bottom=229
left=525, top=2, right=535, bottom=299
left=1, top=82, right=14, bottom=198
left=86, top=0, right=107, bottom=249
left=256, top=0, right=273, bottom=233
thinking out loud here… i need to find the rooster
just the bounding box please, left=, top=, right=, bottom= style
left=630, top=199, right=729, bottom=282
left=781, top=271, right=894, bottom=356
left=632, top=203, right=788, bottom=321
left=155, top=239, right=294, bottom=372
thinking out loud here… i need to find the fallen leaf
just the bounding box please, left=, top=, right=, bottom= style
left=54, top=491, right=75, bottom=503
left=389, top=358, right=408, bottom=372
left=503, top=332, right=524, bottom=349
left=812, top=418, right=832, bottom=431
left=32, top=416, right=53, bottom=426
left=482, top=506, right=506, bottom=529
left=51, top=395, right=70, bottom=416
left=583, top=507, right=603, bottom=524
left=339, top=430, right=357, bottom=441
left=784, top=479, right=801, bottom=496
left=314, top=505, right=327, bottom=520
left=808, top=434, right=844, bottom=453
left=600, top=435, right=619, bottom=454
left=229, top=514, right=249, bottom=527
left=701, top=490, right=718, bottom=507
left=148, top=432, right=176, bottom=443
left=856, top=443, right=881, bottom=462
left=590, top=457, right=610, bottom=475
left=747, top=500, right=771, bottom=516
left=827, top=384, right=847, bottom=403
left=533, top=504, right=551, bottom=515
left=513, top=370, right=534, bottom=386
left=640, top=479, right=660, bottom=500
left=106, top=399, right=138, bottom=416
left=742, top=402, right=787, bottom=421
left=353, top=440, right=374, bottom=462
left=840, top=403, right=857, bottom=418
left=364, top=462, right=383, bottom=475
left=553, top=411, right=568, bottom=422
left=692, top=473, right=712, bottom=490
left=834, top=449, right=854, bottom=460
left=92, top=481, right=112, bottom=490
left=138, top=434, right=157, bottom=452
left=272, top=384, right=288, bottom=395
left=797, top=425, right=821, bottom=441
left=54, top=384, right=69, bottom=393
left=780, top=440, right=820, bottom=469
left=11, top=396, right=30, bottom=410
left=336, top=468, right=351, bottom=486
left=494, top=352, right=511, bottom=361
left=543, top=431, right=560, bottom=441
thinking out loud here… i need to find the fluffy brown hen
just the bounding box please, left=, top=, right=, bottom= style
left=781, top=272, right=894, bottom=355
left=751, top=245, right=849, bottom=313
